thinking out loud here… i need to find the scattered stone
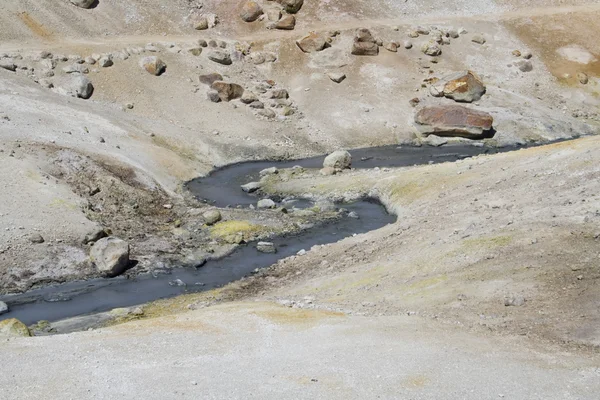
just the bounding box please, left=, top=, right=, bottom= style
left=512, top=50, right=522, bottom=57
left=199, top=73, right=223, bottom=85
left=198, top=39, right=208, bottom=48
left=207, top=50, right=232, bottom=65
left=0, top=301, right=8, bottom=315
left=240, top=1, right=263, bottom=22
left=407, top=30, right=420, bottom=38
left=194, top=17, right=209, bottom=30
left=90, top=237, right=131, bottom=277
left=85, top=56, right=96, bottom=65
left=203, top=210, right=222, bottom=225
left=431, top=71, right=486, bottom=103
left=241, top=181, right=262, bottom=193
left=70, top=0, right=96, bottom=8
left=352, top=28, right=379, bottom=56
left=403, top=41, right=413, bottom=49
left=522, top=51, right=533, bottom=59
left=140, top=56, right=166, bottom=76
left=414, top=105, right=494, bottom=138
left=323, top=150, right=351, bottom=169
left=448, top=29, right=459, bottom=39
left=29, top=234, right=45, bottom=244
left=504, top=294, right=526, bottom=307
left=421, top=41, right=442, bottom=56
left=471, top=35, right=486, bottom=45
left=270, top=88, right=289, bottom=99
left=256, top=241, right=277, bottom=253
left=384, top=42, right=398, bottom=52
left=416, top=26, right=430, bottom=35
left=63, top=63, right=89, bottom=74
left=210, top=81, right=244, bottom=102
left=0, top=319, right=31, bottom=338
left=257, top=199, right=276, bottom=209
left=250, top=52, right=266, bottom=65
left=278, top=0, right=304, bottom=14
left=577, top=72, right=589, bottom=84
left=188, top=47, right=203, bottom=56
left=81, top=227, right=108, bottom=245
left=207, top=90, right=221, bottom=103
left=296, top=33, right=328, bottom=53
left=516, top=60, right=533, bottom=72
left=258, top=108, right=276, bottom=118
left=98, top=55, right=113, bottom=68
left=249, top=101, right=264, bottom=109
left=145, top=44, right=160, bottom=52
left=275, top=15, right=296, bottom=30
left=409, top=97, right=420, bottom=107
left=328, top=71, right=346, bottom=83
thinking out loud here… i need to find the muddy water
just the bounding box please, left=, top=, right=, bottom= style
left=0, top=144, right=503, bottom=325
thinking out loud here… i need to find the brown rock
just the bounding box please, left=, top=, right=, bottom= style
left=240, top=1, right=263, bottom=22
left=140, top=56, right=166, bottom=76
left=277, top=0, right=304, bottom=14
left=211, top=81, right=245, bottom=102
left=436, top=71, right=486, bottom=103
left=352, top=29, right=379, bottom=56
left=414, top=105, right=494, bottom=138
left=296, top=33, right=328, bottom=53
left=275, top=15, right=296, bottom=30
left=384, top=42, right=398, bottom=52
left=199, top=73, right=223, bottom=85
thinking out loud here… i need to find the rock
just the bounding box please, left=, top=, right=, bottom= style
left=241, top=181, right=262, bottom=193
left=421, top=41, right=442, bottom=56
left=85, top=56, right=96, bottom=64
left=249, top=101, right=264, bottom=109
left=277, top=0, right=304, bottom=14
left=512, top=50, right=522, bottom=57
left=70, top=0, right=96, bottom=8
left=275, top=15, right=296, bottom=30
left=140, top=56, right=166, bottom=75
left=63, top=63, right=89, bottom=74
left=448, top=29, right=459, bottom=39
left=414, top=105, right=494, bottom=138
left=188, top=47, right=203, bottom=56
left=240, top=1, right=263, bottom=22
left=29, top=234, right=45, bottom=244
left=256, top=241, right=277, bottom=253
left=257, top=199, right=277, bottom=209
left=320, top=167, right=336, bottom=176
left=258, top=108, right=276, bottom=119
left=423, top=135, right=448, bottom=147
left=577, top=72, right=589, bottom=84
left=90, top=237, right=131, bottom=277
left=203, top=210, right=222, bottom=225
left=98, top=55, right=113, bottom=68
left=194, top=17, right=209, bottom=30
left=323, top=150, right=351, bottom=169
left=0, top=59, right=16, bottom=72
left=259, top=167, right=278, bottom=176
left=267, top=9, right=282, bottom=21
left=471, top=35, right=486, bottom=45
left=207, top=50, right=232, bottom=65
left=522, top=51, right=533, bottom=59
left=270, top=88, right=289, bottom=99
left=352, top=29, right=379, bottom=56
left=416, top=26, right=430, bottom=35
left=241, top=91, right=258, bottom=104
left=504, top=294, right=526, bottom=307
left=0, top=319, right=31, bottom=338
left=316, top=200, right=336, bottom=212
left=198, top=39, right=208, bottom=48
left=516, top=60, right=533, bottom=72
left=296, top=33, right=328, bottom=53
left=328, top=71, right=346, bottom=83
left=57, top=75, right=94, bottom=99
left=207, top=90, right=221, bottom=103
left=199, top=73, right=223, bottom=85
left=0, top=301, right=8, bottom=315
left=348, top=211, right=359, bottom=219
left=403, top=41, right=413, bottom=49
left=434, top=71, right=486, bottom=103
left=384, top=42, right=398, bottom=52
left=210, top=81, right=244, bottom=102
left=81, top=227, right=108, bottom=245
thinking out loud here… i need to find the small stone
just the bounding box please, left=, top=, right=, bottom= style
left=81, top=227, right=108, bottom=245
left=207, top=50, right=232, bottom=65
left=328, top=71, right=346, bottom=83
left=199, top=73, right=223, bottom=85
left=403, top=41, right=413, bottom=49
left=98, top=55, right=113, bottom=67
left=256, top=242, right=277, bottom=253
left=29, top=234, right=45, bottom=244
left=471, top=35, right=486, bottom=45
left=203, top=210, right=222, bottom=225
left=0, top=59, right=17, bottom=72
left=270, top=89, right=289, bottom=99
left=188, top=47, right=203, bottom=56
left=512, top=50, right=522, bottom=57
left=522, top=51, right=533, bottom=59
left=504, top=294, right=526, bottom=307
left=198, top=39, right=208, bottom=48
left=320, top=167, right=336, bottom=176
left=70, top=0, right=95, bottom=8
left=296, top=33, right=328, bottom=53
left=577, top=72, right=589, bottom=85
left=241, top=91, right=258, bottom=104
left=275, top=15, right=296, bottom=30
left=516, top=60, right=533, bottom=72
left=448, top=29, right=459, bottom=39
left=258, top=108, right=276, bottom=119
left=384, top=42, right=398, bottom=52
left=207, top=90, right=221, bottom=103
left=421, top=41, right=442, bottom=56
left=257, top=199, right=276, bottom=209
left=259, top=167, right=278, bottom=176
left=194, top=17, right=209, bottom=30
left=210, top=81, right=244, bottom=102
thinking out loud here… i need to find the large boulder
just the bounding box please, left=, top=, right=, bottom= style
left=323, top=150, right=352, bottom=169
left=140, top=56, right=166, bottom=76
left=414, top=105, right=494, bottom=138
left=296, top=33, right=328, bottom=53
left=351, top=28, right=379, bottom=56
left=90, top=237, right=131, bottom=277
left=210, top=81, right=244, bottom=102
left=240, top=1, right=263, bottom=22
left=430, top=71, right=486, bottom=103
left=70, top=0, right=96, bottom=8
left=277, top=0, right=304, bottom=14
left=0, top=319, right=31, bottom=338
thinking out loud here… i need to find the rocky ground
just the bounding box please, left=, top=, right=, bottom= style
left=1, top=0, right=600, bottom=398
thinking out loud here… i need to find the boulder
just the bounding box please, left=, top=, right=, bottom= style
left=29, top=234, right=45, bottom=244
left=577, top=72, right=589, bottom=85
left=240, top=1, right=263, bottom=22
left=275, top=15, right=296, bottom=30
left=241, top=91, right=258, bottom=104
left=296, top=33, right=328, bottom=53
left=0, top=319, right=31, bottom=338
left=194, top=17, right=209, bottom=30
left=352, top=29, right=379, bottom=56
left=203, top=210, right=222, bottom=225
left=323, top=150, right=352, bottom=169
left=277, top=0, right=304, bottom=14
left=241, top=181, right=262, bottom=193
left=199, top=72, right=223, bottom=85
left=270, top=88, right=289, bottom=99
left=70, top=0, right=96, bottom=8
left=328, top=71, right=346, bottom=83
left=257, top=199, right=276, bottom=209
left=472, top=35, right=486, bottom=45
left=98, top=55, right=113, bottom=67
left=257, top=242, right=277, bottom=253
left=90, top=237, right=131, bottom=277
left=140, top=56, right=166, bottom=75
left=57, top=75, right=94, bottom=99
left=384, top=42, right=398, bottom=52
left=0, top=301, right=8, bottom=315
left=421, top=41, right=442, bottom=56
left=207, top=50, right=232, bottom=65
left=414, top=105, right=494, bottom=138
left=210, top=81, right=244, bottom=102
left=431, top=71, right=486, bottom=103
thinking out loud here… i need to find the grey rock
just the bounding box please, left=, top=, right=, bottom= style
left=423, top=135, right=448, bottom=147
left=471, top=35, right=486, bottom=45
left=140, top=56, right=166, bottom=75
left=504, top=294, right=526, bottom=307
left=207, top=50, right=232, bottom=65
left=258, top=108, right=276, bottom=118
left=56, top=75, right=94, bottom=99
left=29, top=234, right=45, bottom=244
left=323, top=150, right=352, bottom=169
left=403, top=41, right=413, bottom=49
left=269, top=89, right=289, bottom=99
left=81, top=227, right=107, bottom=245
left=240, top=1, right=263, bottom=22
left=259, top=167, right=278, bottom=176
left=90, top=237, right=130, bottom=277
left=421, top=41, right=442, bottom=56
left=249, top=101, right=264, bottom=109
left=241, top=91, right=258, bottom=104
left=256, top=242, right=277, bottom=253
left=241, top=181, right=262, bottom=193
left=203, top=210, right=222, bottom=225
left=207, top=90, right=221, bottom=103
left=98, top=55, right=113, bottom=68
left=516, top=60, right=533, bottom=72
left=328, top=71, right=346, bottom=83
left=0, top=301, right=7, bottom=315
left=0, top=59, right=17, bottom=72
left=257, top=199, right=276, bottom=209
left=70, top=0, right=96, bottom=8
left=63, top=63, right=89, bottom=74
left=278, top=0, right=304, bottom=14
